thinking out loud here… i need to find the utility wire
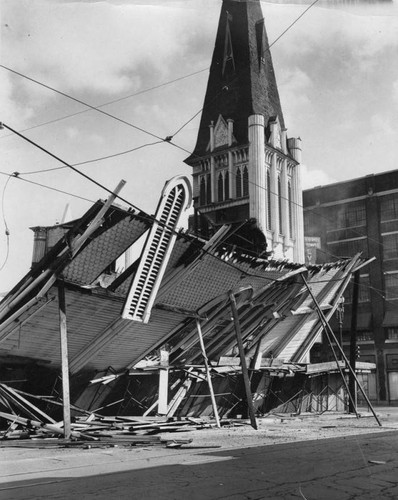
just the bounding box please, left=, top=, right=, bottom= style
left=22, top=140, right=164, bottom=176
left=0, top=0, right=322, bottom=161
left=171, top=0, right=321, bottom=140
left=0, top=67, right=209, bottom=140
left=0, top=176, right=12, bottom=272
left=0, top=123, right=279, bottom=281
left=0, top=64, right=194, bottom=159
left=0, top=171, right=94, bottom=203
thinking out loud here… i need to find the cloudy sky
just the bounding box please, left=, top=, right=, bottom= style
left=0, top=0, right=397, bottom=293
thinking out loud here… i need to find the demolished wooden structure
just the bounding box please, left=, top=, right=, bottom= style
left=0, top=177, right=377, bottom=438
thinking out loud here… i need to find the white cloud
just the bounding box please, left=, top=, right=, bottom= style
left=393, top=80, right=398, bottom=106
left=301, top=164, right=336, bottom=190
left=0, top=72, right=34, bottom=125
left=2, top=0, right=212, bottom=98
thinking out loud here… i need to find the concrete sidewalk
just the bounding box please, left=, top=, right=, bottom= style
left=1, top=406, right=398, bottom=486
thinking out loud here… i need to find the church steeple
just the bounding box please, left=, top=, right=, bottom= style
left=187, top=0, right=285, bottom=160
left=186, top=0, right=305, bottom=264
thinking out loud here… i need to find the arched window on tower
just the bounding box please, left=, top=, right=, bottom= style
left=243, top=166, right=249, bottom=196
left=200, top=177, right=206, bottom=206
left=206, top=173, right=211, bottom=204
left=218, top=172, right=224, bottom=202
left=236, top=167, right=242, bottom=198
left=278, top=175, right=282, bottom=235
left=288, top=180, right=293, bottom=239
left=267, top=170, right=271, bottom=229
left=224, top=171, right=229, bottom=200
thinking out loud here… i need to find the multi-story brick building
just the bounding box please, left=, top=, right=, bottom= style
left=303, top=171, right=398, bottom=403
left=185, top=0, right=304, bottom=263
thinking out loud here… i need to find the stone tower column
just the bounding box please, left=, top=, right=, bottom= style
left=288, top=137, right=304, bottom=262
left=248, top=114, right=266, bottom=232
left=209, top=122, right=216, bottom=203
left=270, top=153, right=279, bottom=239
left=281, top=159, right=289, bottom=241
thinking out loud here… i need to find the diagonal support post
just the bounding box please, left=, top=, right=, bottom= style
left=229, top=291, right=257, bottom=430
left=301, top=273, right=381, bottom=427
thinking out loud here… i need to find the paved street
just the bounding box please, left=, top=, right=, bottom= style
left=1, top=430, right=397, bottom=500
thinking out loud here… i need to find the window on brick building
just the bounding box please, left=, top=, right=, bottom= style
left=383, top=233, right=398, bottom=260
left=344, top=274, right=370, bottom=303
left=385, top=273, right=398, bottom=300
left=328, top=238, right=367, bottom=258
left=386, top=327, right=398, bottom=340
left=380, top=194, right=398, bottom=222
left=327, top=202, right=366, bottom=230
left=357, top=331, right=374, bottom=342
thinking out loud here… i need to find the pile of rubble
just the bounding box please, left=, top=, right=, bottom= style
left=0, top=383, right=242, bottom=449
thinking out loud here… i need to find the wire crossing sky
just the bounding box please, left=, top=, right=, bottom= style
left=0, top=0, right=397, bottom=293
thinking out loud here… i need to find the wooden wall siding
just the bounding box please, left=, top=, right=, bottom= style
left=0, top=290, right=123, bottom=368
left=87, top=309, right=184, bottom=372
left=277, top=315, right=319, bottom=363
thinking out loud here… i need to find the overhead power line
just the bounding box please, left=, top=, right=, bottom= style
left=22, top=140, right=164, bottom=176
left=0, top=0, right=322, bottom=161
left=0, top=123, right=283, bottom=282
left=0, top=64, right=193, bottom=159
left=0, top=171, right=93, bottom=203
left=0, top=67, right=209, bottom=140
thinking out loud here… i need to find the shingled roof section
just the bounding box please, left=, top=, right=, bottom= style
left=185, top=0, right=285, bottom=163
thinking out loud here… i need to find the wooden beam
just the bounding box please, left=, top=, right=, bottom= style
left=58, top=280, right=71, bottom=439
left=158, top=350, right=169, bottom=415
left=229, top=291, right=257, bottom=430
left=196, top=319, right=221, bottom=428
left=349, top=270, right=360, bottom=414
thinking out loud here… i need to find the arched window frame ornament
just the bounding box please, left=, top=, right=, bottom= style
left=288, top=179, right=293, bottom=239
left=278, top=175, right=282, bottom=235
left=236, top=167, right=242, bottom=198
left=224, top=171, right=229, bottom=200
left=199, top=176, right=206, bottom=206
left=206, top=173, right=211, bottom=204
left=243, top=166, right=249, bottom=197
left=266, top=169, right=271, bottom=230
left=218, top=172, right=224, bottom=202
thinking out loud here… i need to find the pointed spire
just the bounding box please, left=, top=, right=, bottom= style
left=186, top=0, right=285, bottom=162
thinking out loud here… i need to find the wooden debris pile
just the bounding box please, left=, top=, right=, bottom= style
left=0, top=383, right=238, bottom=449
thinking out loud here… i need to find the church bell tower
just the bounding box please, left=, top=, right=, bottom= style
left=185, top=0, right=304, bottom=263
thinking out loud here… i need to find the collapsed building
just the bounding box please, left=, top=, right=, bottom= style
left=0, top=176, right=375, bottom=429
left=0, top=1, right=378, bottom=432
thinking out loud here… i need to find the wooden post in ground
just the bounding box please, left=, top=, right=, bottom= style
left=158, top=349, right=169, bottom=415
left=229, top=291, right=257, bottom=430
left=58, top=280, right=71, bottom=439
left=196, top=319, right=221, bottom=428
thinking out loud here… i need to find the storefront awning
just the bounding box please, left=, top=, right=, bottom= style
left=382, top=310, right=398, bottom=327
